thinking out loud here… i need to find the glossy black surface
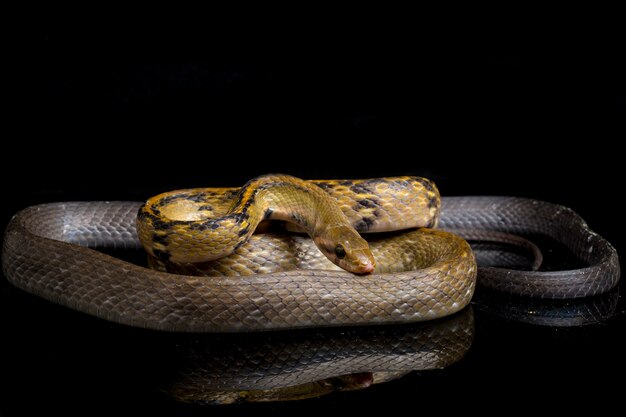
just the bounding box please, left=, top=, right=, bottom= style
left=2, top=27, right=624, bottom=415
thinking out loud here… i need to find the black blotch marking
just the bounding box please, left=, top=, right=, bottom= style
left=340, top=180, right=354, bottom=186
left=233, top=213, right=248, bottom=224
left=188, top=222, right=206, bottom=231
left=415, top=177, right=435, bottom=193
left=427, top=217, right=437, bottom=228
left=152, top=195, right=175, bottom=208
left=314, top=182, right=332, bottom=191
left=143, top=211, right=190, bottom=230
left=237, top=226, right=250, bottom=237
left=350, top=183, right=371, bottom=195
left=198, top=204, right=213, bottom=211
left=263, top=208, right=273, bottom=220
left=428, top=195, right=439, bottom=209
left=355, top=216, right=375, bottom=232
left=188, top=220, right=219, bottom=231
left=152, top=193, right=190, bottom=208
left=357, top=199, right=379, bottom=209
left=231, top=182, right=265, bottom=212
left=137, top=208, right=148, bottom=221
left=188, top=194, right=208, bottom=203
left=152, top=249, right=171, bottom=262
left=290, top=212, right=309, bottom=228
left=152, top=233, right=168, bottom=245
left=151, top=216, right=172, bottom=230
left=225, top=189, right=239, bottom=198
left=230, top=190, right=247, bottom=210
left=240, top=199, right=254, bottom=216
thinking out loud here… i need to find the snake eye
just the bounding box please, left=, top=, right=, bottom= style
left=334, top=244, right=346, bottom=259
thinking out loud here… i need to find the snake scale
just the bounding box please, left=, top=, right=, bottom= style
left=1, top=175, right=620, bottom=332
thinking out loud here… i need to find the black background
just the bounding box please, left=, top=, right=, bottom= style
left=4, top=25, right=624, bottom=241
left=1, top=22, right=625, bottom=415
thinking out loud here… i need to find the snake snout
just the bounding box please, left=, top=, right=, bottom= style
left=353, top=251, right=376, bottom=274
left=358, top=262, right=375, bottom=274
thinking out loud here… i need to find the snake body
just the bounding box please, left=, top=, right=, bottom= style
left=1, top=175, right=620, bottom=332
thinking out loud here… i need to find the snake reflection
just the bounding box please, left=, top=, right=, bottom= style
left=162, top=307, right=474, bottom=404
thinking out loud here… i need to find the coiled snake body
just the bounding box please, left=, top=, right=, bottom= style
left=1, top=175, right=620, bottom=332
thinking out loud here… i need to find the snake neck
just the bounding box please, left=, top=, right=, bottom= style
left=231, top=174, right=346, bottom=235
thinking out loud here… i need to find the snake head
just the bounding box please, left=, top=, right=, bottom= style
left=315, top=225, right=376, bottom=274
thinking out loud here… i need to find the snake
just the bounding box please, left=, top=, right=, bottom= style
left=1, top=174, right=620, bottom=332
